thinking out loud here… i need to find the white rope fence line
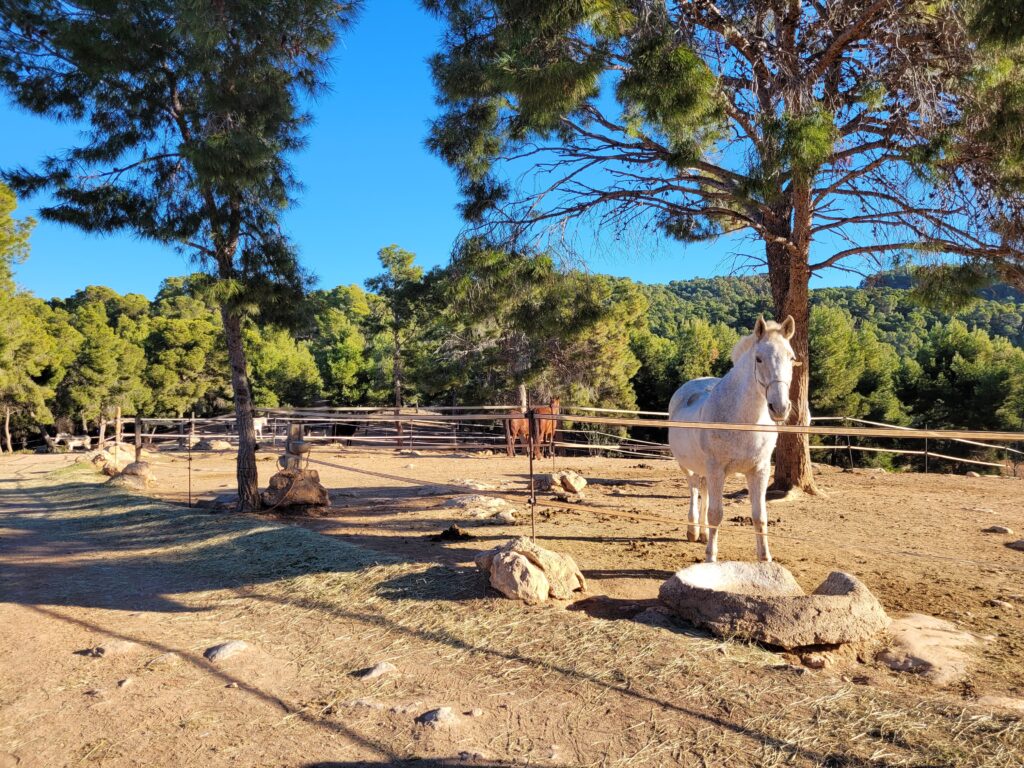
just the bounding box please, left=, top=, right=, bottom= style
left=69, top=408, right=1023, bottom=471
left=806, top=444, right=1006, bottom=469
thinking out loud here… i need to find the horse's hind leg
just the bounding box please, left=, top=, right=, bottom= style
left=746, top=466, right=772, bottom=562
left=698, top=476, right=709, bottom=544
left=686, top=474, right=700, bottom=542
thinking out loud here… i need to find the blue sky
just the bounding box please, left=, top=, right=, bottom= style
left=0, top=0, right=858, bottom=301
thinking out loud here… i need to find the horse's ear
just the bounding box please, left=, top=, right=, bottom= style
left=754, top=315, right=767, bottom=339
left=781, top=315, right=796, bottom=340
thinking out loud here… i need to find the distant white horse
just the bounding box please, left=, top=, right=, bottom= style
left=668, top=315, right=800, bottom=563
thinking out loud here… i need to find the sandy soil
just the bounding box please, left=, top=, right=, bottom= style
left=2, top=446, right=1023, bottom=767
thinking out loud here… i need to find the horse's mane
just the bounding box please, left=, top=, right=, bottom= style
left=730, top=320, right=786, bottom=364
left=730, top=334, right=755, bottom=364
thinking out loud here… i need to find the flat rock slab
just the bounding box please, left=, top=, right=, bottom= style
left=204, top=640, right=250, bottom=664
left=877, top=613, right=976, bottom=687
left=659, top=561, right=889, bottom=649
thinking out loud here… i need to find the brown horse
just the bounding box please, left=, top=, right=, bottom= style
left=505, top=398, right=560, bottom=459
left=505, top=412, right=529, bottom=457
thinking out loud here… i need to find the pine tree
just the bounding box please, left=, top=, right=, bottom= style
left=423, top=0, right=1003, bottom=492
left=0, top=0, right=358, bottom=510
left=365, top=246, right=426, bottom=408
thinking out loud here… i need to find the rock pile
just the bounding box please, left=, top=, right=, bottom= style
left=261, top=468, right=329, bottom=511
left=659, top=561, right=889, bottom=649
left=544, top=470, right=587, bottom=495
left=107, top=461, right=156, bottom=490
left=475, top=537, right=586, bottom=604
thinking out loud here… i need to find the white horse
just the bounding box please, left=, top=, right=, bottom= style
left=668, top=315, right=800, bottom=563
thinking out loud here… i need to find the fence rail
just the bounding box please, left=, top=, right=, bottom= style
left=24, top=404, right=1024, bottom=474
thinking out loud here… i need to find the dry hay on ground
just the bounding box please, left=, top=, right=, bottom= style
left=1, top=451, right=1023, bottom=766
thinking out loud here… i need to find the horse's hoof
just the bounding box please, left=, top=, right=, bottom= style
left=686, top=530, right=699, bottom=543
left=698, top=534, right=708, bottom=544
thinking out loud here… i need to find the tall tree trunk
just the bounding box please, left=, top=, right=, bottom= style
left=220, top=307, right=261, bottom=512
left=3, top=405, right=11, bottom=454
left=393, top=335, right=403, bottom=447
left=765, top=240, right=819, bottom=495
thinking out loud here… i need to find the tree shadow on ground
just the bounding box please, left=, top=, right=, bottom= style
left=1, top=472, right=934, bottom=768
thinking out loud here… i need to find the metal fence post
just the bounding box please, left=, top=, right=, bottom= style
left=527, top=409, right=537, bottom=542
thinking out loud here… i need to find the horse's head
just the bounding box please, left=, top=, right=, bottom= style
left=751, top=314, right=800, bottom=423
left=550, top=397, right=561, bottom=413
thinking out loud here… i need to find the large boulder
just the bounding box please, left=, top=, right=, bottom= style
left=659, top=561, right=889, bottom=649
left=488, top=551, right=551, bottom=604
left=475, top=537, right=586, bottom=602
left=261, top=468, right=329, bottom=510
left=107, top=461, right=155, bottom=491
left=543, top=471, right=587, bottom=495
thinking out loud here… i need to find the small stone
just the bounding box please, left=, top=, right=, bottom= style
left=196, top=438, right=233, bottom=451
left=84, top=688, right=105, bottom=698
left=416, top=706, right=458, bottom=727
left=404, top=463, right=416, bottom=469
left=1006, top=540, right=1024, bottom=552
left=203, top=640, right=250, bottom=663
left=467, top=708, right=484, bottom=717
left=225, top=682, right=239, bottom=689
left=492, top=510, right=516, bottom=525
left=89, top=639, right=140, bottom=657
left=985, top=599, right=1013, bottom=609
left=117, top=677, right=132, bottom=688
left=355, top=661, right=398, bottom=680
left=779, top=652, right=801, bottom=665
left=976, top=695, right=1024, bottom=713
left=982, top=525, right=1013, bottom=534
left=801, top=652, right=828, bottom=670
left=772, top=663, right=807, bottom=675
left=145, top=652, right=180, bottom=668
left=966, top=471, right=981, bottom=478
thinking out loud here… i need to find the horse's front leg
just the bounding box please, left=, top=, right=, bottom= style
left=745, top=465, right=772, bottom=562
left=704, top=468, right=726, bottom=563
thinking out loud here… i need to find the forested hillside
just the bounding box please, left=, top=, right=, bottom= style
left=3, top=235, right=1024, bottom=451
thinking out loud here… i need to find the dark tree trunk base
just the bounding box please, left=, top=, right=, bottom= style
left=221, top=307, right=261, bottom=513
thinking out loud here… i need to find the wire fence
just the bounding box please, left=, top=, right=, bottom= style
left=15, top=403, right=1024, bottom=477
left=11, top=404, right=1024, bottom=576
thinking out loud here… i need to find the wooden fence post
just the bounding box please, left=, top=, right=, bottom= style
left=134, top=415, right=142, bottom=463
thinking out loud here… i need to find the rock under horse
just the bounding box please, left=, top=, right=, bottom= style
left=668, top=316, right=800, bottom=563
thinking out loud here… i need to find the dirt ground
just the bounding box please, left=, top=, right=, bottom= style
left=2, top=445, right=1023, bottom=767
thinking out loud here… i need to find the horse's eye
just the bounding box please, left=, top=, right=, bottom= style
left=755, top=356, right=763, bottom=363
